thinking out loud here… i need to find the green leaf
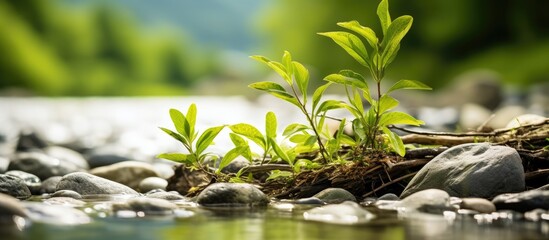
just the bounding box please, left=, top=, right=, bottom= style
left=379, top=111, right=424, bottom=127
left=318, top=31, right=369, bottom=67
left=249, top=81, right=286, bottom=92
left=169, top=109, right=188, bottom=137
left=324, top=70, right=368, bottom=90
left=269, top=137, right=292, bottom=165
left=249, top=82, right=300, bottom=107
left=251, top=55, right=291, bottom=83
left=352, top=119, right=366, bottom=140
left=289, top=133, right=310, bottom=144
left=387, top=79, right=432, bottom=94
left=265, top=111, right=277, bottom=140
left=312, top=82, right=332, bottom=112
left=159, top=127, right=186, bottom=145
left=317, top=100, right=344, bottom=113
left=351, top=88, right=364, bottom=115
left=229, top=133, right=252, bottom=161
left=377, top=0, right=392, bottom=36
left=186, top=104, right=197, bottom=140
left=304, top=135, right=318, bottom=146
left=337, top=21, right=378, bottom=49
left=230, top=123, right=266, bottom=149
left=381, top=15, right=413, bottom=66
left=382, top=127, right=405, bottom=157
left=196, top=126, right=224, bottom=155
left=293, top=61, right=309, bottom=99
left=378, top=94, right=399, bottom=114
left=282, top=51, right=293, bottom=76
left=283, top=123, right=310, bottom=137
left=217, top=146, right=248, bottom=174
left=157, top=153, right=190, bottom=164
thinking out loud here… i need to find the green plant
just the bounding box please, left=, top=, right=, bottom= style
left=250, top=51, right=345, bottom=163
left=157, top=103, right=225, bottom=171
left=318, top=0, right=431, bottom=156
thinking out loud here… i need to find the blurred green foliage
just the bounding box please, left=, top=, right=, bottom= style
left=257, top=0, right=549, bottom=89
left=0, top=0, right=217, bottom=96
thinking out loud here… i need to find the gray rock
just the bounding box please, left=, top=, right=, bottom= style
left=23, top=202, right=91, bottom=225
left=459, top=103, right=492, bottom=130
left=90, top=161, right=159, bottom=190
left=138, top=177, right=168, bottom=193
left=43, top=197, right=86, bottom=207
left=56, top=172, right=139, bottom=196
left=5, top=170, right=42, bottom=194
left=112, top=197, right=177, bottom=214
left=492, top=189, right=549, bottom=212
left=85, top=146, right=132, bottom=168
left=313, top=188, right=357, bottom=203
left=220, top=156, right=250, bottom=174
left=505, top=114, right=546, bottom=129
left=398, top=189, right=450, bottom=211
left=401, top=143, right=524, bottom=199
left=378, top=193, right=400, bottom=201
left=0, top=193, right=28, bottom=218
left=294, top=197, right=325, bottom=205
left=8, top=151, right=82, bottom=180
left=0, top=174, right=31, bottom=199
left=196, top=183, right=269, bottom=206
left=146, top=191, right=186, bottom=201
left=460, top=198, right=496, bottom=213
left=0, top=156, right=9, bottom=173
left=537, top=184, right=549, bottom=191
left=51, top=190, right=82, bottom=199
left=303, top=201, right=375, bottom=225
left=490, top=106, right=528, bottom=129
left=44, top=146, right=89, bottom=170
left=40, top=176, right=63, bottom=194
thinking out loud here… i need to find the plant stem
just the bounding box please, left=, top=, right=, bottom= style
left=290, top=85, right=330, bottom=163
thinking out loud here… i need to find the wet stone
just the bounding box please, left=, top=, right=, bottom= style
left=378, top=193, right=400, bottom=201
left=196, top=183, right=269, bottom=206
left=90, top=161, right=159, bottom=190
left=112, top=197, right=177, bottom=215
left=85, top=146, right=132, bottom=169
left=0, top=193, right=28, bottom=219
left=0, top=174, right=31, bottom=199
left=138, top=177, right=168, bottom=193
left=23, top=202, right=91, bottom=225
left=313, top=188, right=356, bottom=204
left=460, top=198, right=496, bottom=213
left=398, top=189, right=450, bottom=212
left=303, top=201, right=375, bottom=225
left=8, top=151, right=82, bottom=180
left=492, top=189, right=549, bottom=212
left=40, top=176, right=63, bottom=194
left=51, top=190, right=82, bottom=199
left=56, top=172, right=139, bottom=196
left=43, top=197, right=86, bottom=207
left=145, top=191, right=186, bottom=201
left=293, top=197, right=325, bottom=205
left=44, top=146, right=89, bottom=170
left=5, top=170, right=42, bottom=195
left=401, top=143, right=524, bottom=199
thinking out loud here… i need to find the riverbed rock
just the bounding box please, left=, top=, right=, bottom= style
left=505, top=114, right=546, bottom=129
left=0, top=174, right=31, bottom=199
left=112, top=197, right=177, bottom=214
left=5, top=170, right=42, bottom=194
left=0, top=193, right=28, bottom=219
left=85, top=145, right=132, bottom=168
left=43, top=197, right=86, bottom=207
left=303, top=201, right=375, bottom=225
left=51, top=190, right=82, bottom=199
left=90, top=161, right=159, bottom=190
left=220, top=156, right=250, bottom=174
left=401, top=143, right=524, bottom=199
left=378, top=193, right=400, bottom=201
left=313, top=188, right=357, bottom=203
left=146, top=191, right=186, bottom=201
left=8, top=151, right=82, bottom=180
left=44, top=146, right=89, bottom=170
left=492, top=189, right=549, bottom=212
left=24, top=202, right=91, bottom=225
left=138, top=177, right=168, bottom=193
left=40, top=176, right=62, bottom=194
left=460, top=198, right=496, bottom=213
left=196, top=183, right=269, bottom=206
left=398, top=189, right=450, bottom=212
left=0, top=156, right=9, bottom=173
left=56, top=172, right=139, bottom=196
